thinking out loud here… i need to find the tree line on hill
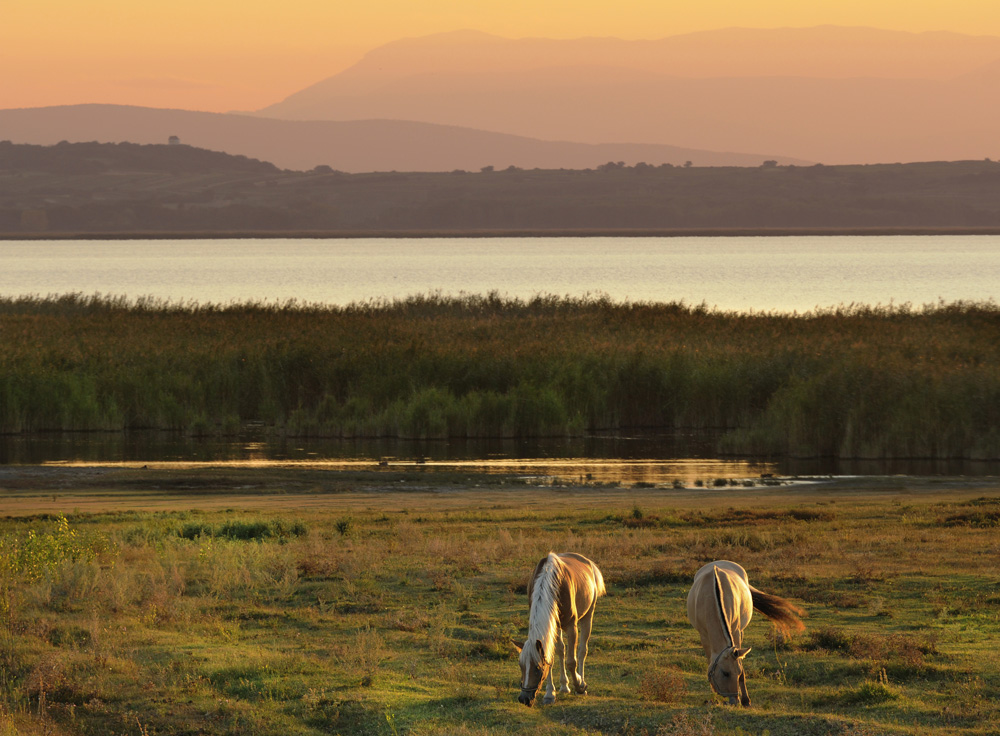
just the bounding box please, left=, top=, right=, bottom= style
left=4, top=141, right=1000, bottom=234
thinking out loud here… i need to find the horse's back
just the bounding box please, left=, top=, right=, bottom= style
left=687, top=560, right=752, bottom=632
left=688, top=560, right=747, bottom=604
left=693, top=560, right=749, bottom=585
left=558, top=552, right=605, bottom=595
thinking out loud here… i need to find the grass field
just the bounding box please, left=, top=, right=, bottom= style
left=2, top=468, right=1000, bottom=735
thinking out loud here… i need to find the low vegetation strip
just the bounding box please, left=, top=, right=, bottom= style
left=1, top=294, right=998, bottom=458
left=2, top=484, right=1000, bottom=735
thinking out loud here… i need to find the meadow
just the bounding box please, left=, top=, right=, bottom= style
left=2, top=469, right=1000, bottom=735
left=1, top=294, right=999, bottom=460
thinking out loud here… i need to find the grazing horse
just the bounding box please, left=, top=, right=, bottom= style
left=513, top=552, right=606, bottom=707
left=687, top=560, right=804, bottom=706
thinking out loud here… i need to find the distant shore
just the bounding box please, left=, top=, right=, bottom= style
left=6, top=226, right=1000, bottom=240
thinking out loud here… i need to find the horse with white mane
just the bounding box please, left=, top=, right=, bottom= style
left=513, top=552, right=606, bottom=707
left=687, top=560, right=804, bottom=706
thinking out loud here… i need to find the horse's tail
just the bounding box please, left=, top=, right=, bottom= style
left=592, top=562, right=607, bottom=598
left=749, top=586, right=805, bottom=634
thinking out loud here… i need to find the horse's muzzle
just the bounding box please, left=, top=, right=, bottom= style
left=518, top=688, right=537, bottom=707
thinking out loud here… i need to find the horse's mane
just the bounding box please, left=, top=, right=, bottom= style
left=525, top=552, right=564, bottom=666
left=713, top=566, right=736, bottom=648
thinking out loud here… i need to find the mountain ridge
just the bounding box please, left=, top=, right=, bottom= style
left=0, top=104, right=809, bottom=171
left=256, top=26, right=1000, bottom=164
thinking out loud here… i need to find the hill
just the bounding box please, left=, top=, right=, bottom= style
left=257, top=27, right=1000, bottom=165
left=0, top=140, right=278, bottom=175
left=4, top=142, right=1000, bottom=236
left=0, top=104, right=804, bottom=172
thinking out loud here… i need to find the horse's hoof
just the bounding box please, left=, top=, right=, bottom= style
left=542, top=695, right=556, bottom=705
left=575, top=686, right=588, bottom=695
left=559, top=685, right=571, bottom=694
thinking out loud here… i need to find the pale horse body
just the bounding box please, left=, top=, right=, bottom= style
left=513, top=552, right=606, bottom=706
left=687, top=560, right=804, bottom=706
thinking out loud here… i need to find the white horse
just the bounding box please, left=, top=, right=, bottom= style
left=687, top=560, right=804, bottom=706
left=513, top=552, right=606, bottom=706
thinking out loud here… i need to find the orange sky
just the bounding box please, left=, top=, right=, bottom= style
left=3, top=0, right=999, bottom=113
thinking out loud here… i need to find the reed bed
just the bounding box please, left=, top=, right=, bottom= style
left=1, top=293, right=998, bottom=458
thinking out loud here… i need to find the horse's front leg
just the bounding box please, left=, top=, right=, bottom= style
left=560, top=623, right=581, bottom=693
left=542, top=653, right=559, bottom=704
left=543, top=631, right=569, bottom=703
left=573, top=610, right=593, bottom=694
left=558, top=629, right=572, bottom=694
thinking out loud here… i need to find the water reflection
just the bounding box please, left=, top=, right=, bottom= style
left=1, top=430, right=996, bottom=484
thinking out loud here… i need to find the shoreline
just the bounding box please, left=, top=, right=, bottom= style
left=5, top=226, right=1000, bottom=240
left=0, top=465, right=997, bottom=516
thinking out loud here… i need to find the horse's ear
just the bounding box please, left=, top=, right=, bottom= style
left=534, top=639, right=544, bottom=657
left=512, top=640, right=523, bottom=654
left=736, top=647, right=752, bottom=659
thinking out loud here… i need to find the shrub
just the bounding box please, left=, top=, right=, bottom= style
left=638, top=665, right=687, bottom=703
left=178, top=519, right=307, bottom=542
left=0, top=515, right=117, bottom=583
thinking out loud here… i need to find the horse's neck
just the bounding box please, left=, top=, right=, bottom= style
left=528, top=556, right=562, bottom=661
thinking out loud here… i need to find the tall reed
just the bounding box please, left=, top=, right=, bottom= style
left=2, top=294, right=998, bottom=458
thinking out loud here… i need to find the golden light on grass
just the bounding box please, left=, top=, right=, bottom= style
left=2, top=473, right=1000, bottom=734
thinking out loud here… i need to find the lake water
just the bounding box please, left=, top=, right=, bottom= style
left=2, top=234, right=998, bottom=476
left=5, top=430, right=997, bottom=481
left=1, top=234, right=998, bottom=312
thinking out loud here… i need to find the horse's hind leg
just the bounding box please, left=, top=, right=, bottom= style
left=573, top=609, right=594, bottom=694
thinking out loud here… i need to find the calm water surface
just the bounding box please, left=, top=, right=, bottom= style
left=1, top=235, right=998, bottom=312
left=3, top=431, right=997, bottom=481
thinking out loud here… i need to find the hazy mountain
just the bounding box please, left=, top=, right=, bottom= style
left=0, top=104, right=807, bottom=171
left=257, top=27, right=1000, bottom=164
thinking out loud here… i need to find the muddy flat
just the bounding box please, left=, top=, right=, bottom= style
left=1, top=465, right=997, bottom=516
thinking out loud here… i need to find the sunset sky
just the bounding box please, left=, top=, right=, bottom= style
left=3, top=0, right=999, bottom=113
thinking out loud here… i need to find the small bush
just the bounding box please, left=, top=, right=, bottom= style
left=178, top=519, right=307, bottom=541
left=0, top=515, right=117, bottom=583
left=807, top=627, right=853, bottom=653
left=840, top=678, right=900, bottom=705
left=639, top=665, right=687, bottom=703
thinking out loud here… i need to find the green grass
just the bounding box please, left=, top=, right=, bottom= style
left=2, top=478, right=1000, bottom=734
left=2, top=294, right=999, bottom=460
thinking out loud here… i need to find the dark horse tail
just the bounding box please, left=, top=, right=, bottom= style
left=749, top=586, right=805, bottom=634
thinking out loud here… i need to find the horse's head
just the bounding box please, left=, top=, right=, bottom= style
left=512, top=639, right=551, bottom=707
left=708, top=646, right=752, bottom=706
